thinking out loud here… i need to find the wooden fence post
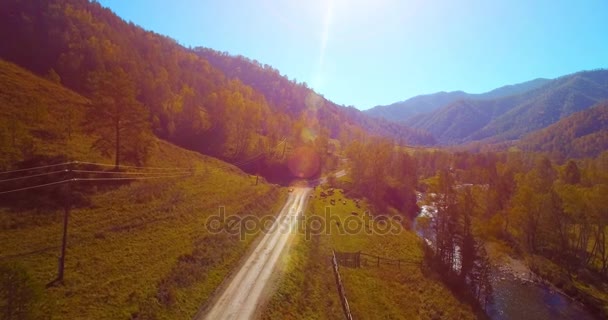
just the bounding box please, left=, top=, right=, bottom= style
left=332, top=250, right=354, bottom=320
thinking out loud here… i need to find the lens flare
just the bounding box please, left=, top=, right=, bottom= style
left=287, top=146, right=321, bottom=179
left=300, top=127, right=317, bottom=142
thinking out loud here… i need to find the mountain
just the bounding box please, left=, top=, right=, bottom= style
left=365, top=91, right=470, bottom=123
left=0, top=0, right=434, bottom=163
left=194, top=48, right=435, bottom=145
left=404, top=70, right=608, bottom=145
left=365, top=78, right=551, bottom=122
left=518, top=100, right=608, bottom=160
left=478, top=78, right=552, bottom=100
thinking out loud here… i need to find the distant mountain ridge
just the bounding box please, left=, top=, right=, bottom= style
left=404, top=69, right=608, bottom=145
left=365, top=78, right=551, bottom=122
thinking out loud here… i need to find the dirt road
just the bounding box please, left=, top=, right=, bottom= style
left=199, top=187, right=312, bottom=320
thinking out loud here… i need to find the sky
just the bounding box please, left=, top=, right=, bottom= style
left=97, top=0, right=608, bottom=110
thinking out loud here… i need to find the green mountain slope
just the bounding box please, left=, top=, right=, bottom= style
left=518, top=100, right=608, bottom=159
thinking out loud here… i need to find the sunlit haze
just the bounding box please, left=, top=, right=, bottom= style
left=4, top=0, right=608, bottom=318
left=97, top=0, right=607, bottom=109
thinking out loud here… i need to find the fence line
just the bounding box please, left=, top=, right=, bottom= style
left=332, top=249, right=354, bottom=320
left=333, top=250, right=420, bottom=269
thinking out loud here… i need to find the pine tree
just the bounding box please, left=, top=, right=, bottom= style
left=86, top=66, right=151, bottom=169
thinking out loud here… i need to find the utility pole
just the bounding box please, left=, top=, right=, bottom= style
left=51, top=163, right=72, bottom=286
left=281, top=140, right=287, bottom=158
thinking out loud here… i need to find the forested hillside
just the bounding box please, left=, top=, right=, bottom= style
left=0, top=0, right=277, bottom=162
left=518, top=101, right=608, bottom=160
left=404, top=70, right=608, bottom=145
left=0, top=0, right=434, bottom=177
left=195, top=48, right=435, bottom=145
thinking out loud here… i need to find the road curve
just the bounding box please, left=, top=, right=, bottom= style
left=199, top=187, right=312, bottom=320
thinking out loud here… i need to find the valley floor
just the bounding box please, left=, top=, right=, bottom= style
left=261, top=186, right=476, bottom=319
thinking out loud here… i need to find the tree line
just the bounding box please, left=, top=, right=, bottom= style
left=410, top=149, right=608, bottom=317
left=339, top=141, right=608, bottom=316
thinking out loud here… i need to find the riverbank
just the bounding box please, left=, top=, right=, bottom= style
left=486, top=242, right=602, bottom=319
left=527, top=254, right=607, bottom=319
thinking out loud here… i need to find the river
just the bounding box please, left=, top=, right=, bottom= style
left=415, top=199, right=598, bottom=319
left=487, top=271, right=596, bottom=320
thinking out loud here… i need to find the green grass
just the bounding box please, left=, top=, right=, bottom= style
left=262, top=186, right=476, bottom=319
left=0, top=59, right=289, bottom=319
left=0, top=146, right=287, bottom=319
left=0, top=59, right=102, bottom=167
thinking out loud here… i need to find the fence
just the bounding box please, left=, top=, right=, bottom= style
left=333, top=250, right=420, bottom=269
left=331, top=250, right=354, bottom=320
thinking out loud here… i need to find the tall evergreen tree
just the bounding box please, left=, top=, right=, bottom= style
left=87, top=66, right=151, bottom=168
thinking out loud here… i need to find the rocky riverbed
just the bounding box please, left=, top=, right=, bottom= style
left=486, top=244, right=597, bottom=320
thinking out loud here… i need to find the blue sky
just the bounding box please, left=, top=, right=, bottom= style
left=97, top=0, right=607, bottom=110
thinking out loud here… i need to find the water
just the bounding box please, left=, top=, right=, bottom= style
left=413, top=194, right=598, bottom=320
left=487, top=273, right=597, bottom=320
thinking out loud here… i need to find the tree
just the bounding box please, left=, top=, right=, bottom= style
left=87, top=66, right=151, bottom=168
left=509, top=157, right=561, bottom=253
left=471, top=246, right=493, bottom=309
left=459, top=188, right=476, bottom=282
left=587, top=184, right=608, bottom=274
left=562, top=160, right=581, bottom=185
left=431, top=169, right=458, bottom=268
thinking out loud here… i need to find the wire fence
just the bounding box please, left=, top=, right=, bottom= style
left=332, top=250, right=420, bottom=269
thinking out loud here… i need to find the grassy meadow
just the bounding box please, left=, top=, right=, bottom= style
left=0, top=139, right=287, bottom=319
left=262, top=185, right=476, bottom=319
left=0, top=59, right=289, bottom=319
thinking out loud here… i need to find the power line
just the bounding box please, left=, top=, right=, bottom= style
left=0, top=173, right=191, bottom=195
left=231, top=137, right=287, bottom=167
left=0, top=179, right=71, bottom=195
left=0, top=162, right=72, bottom=175
left=0, top=169, right=67, bottom=183
left=75, top=174, right=190, bottom=182
left=232, top=153, right=264, bottom=167
left=71, top=169, right=193, bottom=175
left=74, top=161, right=191, bottom=171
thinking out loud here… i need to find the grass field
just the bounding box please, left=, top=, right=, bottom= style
left=0, top=59, right=290, bottom=319
left=0, top=139, right=287, bottom=319
left=262, top=186, right=476, bottom=319
left=0, top=59, right=102, bottom=168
